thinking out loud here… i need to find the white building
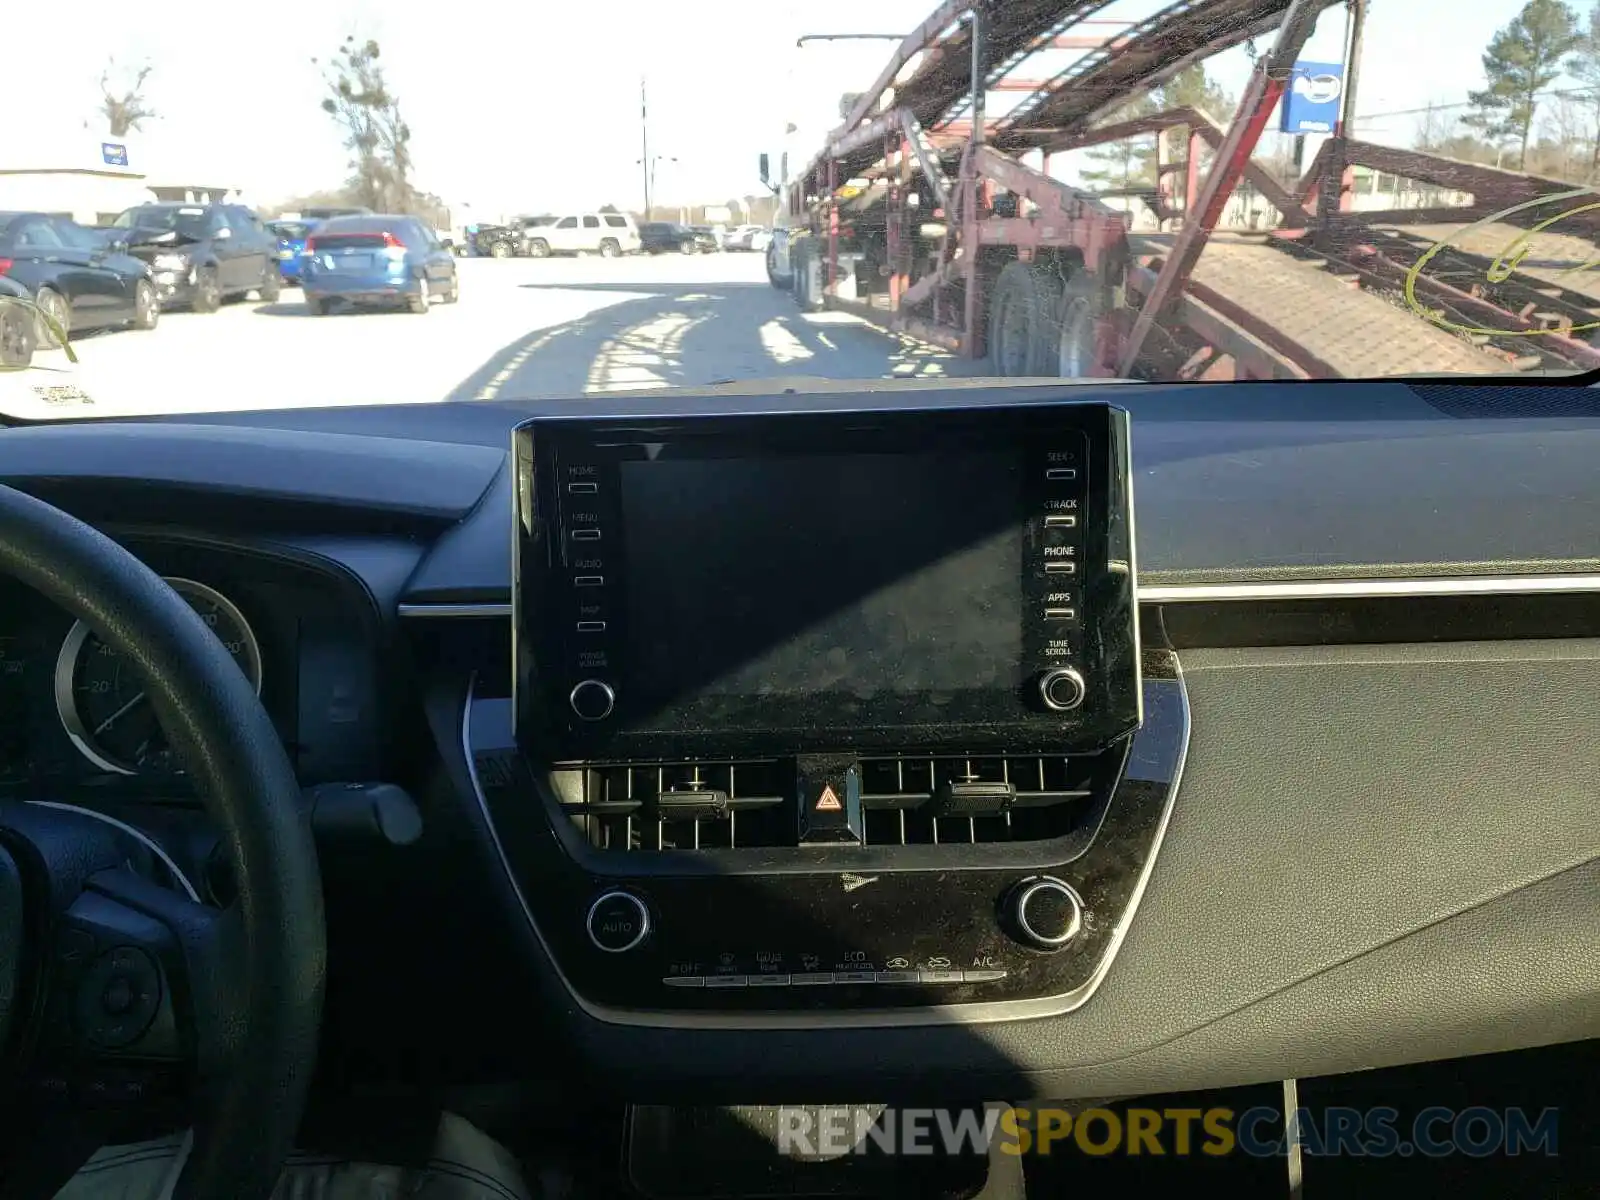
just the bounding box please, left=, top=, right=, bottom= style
left=0, top=127, right=249, bottom=224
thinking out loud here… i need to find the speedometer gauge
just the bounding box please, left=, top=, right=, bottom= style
left=54, top=577, right=263, bottom=776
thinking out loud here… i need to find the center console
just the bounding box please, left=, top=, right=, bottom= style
left=467, top=397, right=1186, bottom=1025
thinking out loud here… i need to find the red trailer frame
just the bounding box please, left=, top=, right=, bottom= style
left=784, top=0, right=1600, bottom=380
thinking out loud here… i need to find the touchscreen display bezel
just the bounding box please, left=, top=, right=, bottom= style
left=514, top=402, right=1139, bottom=761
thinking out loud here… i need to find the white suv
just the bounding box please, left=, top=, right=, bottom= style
left=523, top=213, right=640, bottom=258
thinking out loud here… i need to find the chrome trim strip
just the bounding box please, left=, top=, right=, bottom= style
left=1140, top=574, right=1600, bottom=603
left=398, top=602, right=513, bottom=619
left=460, top=662, right=1191, bottom=1030
left=402, top=572, right=1600, bottom=621
left=1284, top=1077, right=1304, bottom=1199
left=27, top=801, right=202, bottom=903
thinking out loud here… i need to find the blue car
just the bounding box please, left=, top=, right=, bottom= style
left=299, top=214, right=459, bottom=315
left=266, top=219, right=319, bottom=285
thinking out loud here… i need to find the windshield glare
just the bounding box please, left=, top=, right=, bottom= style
left=3, top=0, right=1597, bottom=416
left=113, top=207, right=208, bottom=238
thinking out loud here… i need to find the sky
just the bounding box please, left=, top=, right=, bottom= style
left=0, top=0, right=1559, bottom=220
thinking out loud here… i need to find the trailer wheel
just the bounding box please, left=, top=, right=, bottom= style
left=792, top=239, right=823, bottom=312
left=988, top=261, right=1047, bottom=377
left=1054, top=273, right=1104, bottom=378
left=1027, top=266, right=1065, bottom=376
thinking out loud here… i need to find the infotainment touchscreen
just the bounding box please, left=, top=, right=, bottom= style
left=513, top=400, right=1139, bottom=760
left=617, top=452, right=1023, bottom=705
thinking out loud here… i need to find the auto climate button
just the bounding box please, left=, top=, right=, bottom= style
left=586, top=891, right=650, bottom=953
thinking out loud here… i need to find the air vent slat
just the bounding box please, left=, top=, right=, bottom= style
left=549, top=750, right=1108, bottom=851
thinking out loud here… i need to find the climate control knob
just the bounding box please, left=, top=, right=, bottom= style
left=1006, top=876, right=1084, bottom=950
left=586, top=891, right=650, bottom=953
left=569, top=679, right=616, bottom=722
left=1037, top=667, right=1087, bottom=712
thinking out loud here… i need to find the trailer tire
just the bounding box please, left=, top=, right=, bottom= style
left=766, top=242, right=791, bottom=290
left=1027, top=266, right=1065, bottom=376
left=1053, top=272, right=1105, bottom=378
left=988, top=261, right=1048, bottom=377
left=791, top=239, right=823, bottom=312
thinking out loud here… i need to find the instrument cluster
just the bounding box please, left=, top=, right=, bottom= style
left=1, top=574, right=268, bottom=786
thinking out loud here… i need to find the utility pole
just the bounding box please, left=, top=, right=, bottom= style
left=640, top=76, right=652, bottom=219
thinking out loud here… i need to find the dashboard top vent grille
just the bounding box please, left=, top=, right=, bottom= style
left=546, top=752, right=1104, bottom=851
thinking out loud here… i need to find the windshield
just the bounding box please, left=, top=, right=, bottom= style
left=5, top=0, right=1598, bottom=416
left=112, top=206, right=209, bottom=239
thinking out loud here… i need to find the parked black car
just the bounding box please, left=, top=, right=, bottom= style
left=0, top=276, right=35, bottom=368
left=471, top=223, right=525, bottom=258
left=0, top=212, right=159, bottom=344
left=110, top=203, right=281, bottom=312
left=639, top=222, right=717, bottom=254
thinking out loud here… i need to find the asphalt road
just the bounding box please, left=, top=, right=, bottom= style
left=0, top=253, right=967, bottom=421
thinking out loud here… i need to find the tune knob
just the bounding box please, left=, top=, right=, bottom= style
left=1006, top=876, right=1084, bottom=950
left=1037, top=667, right=1087, bottom=712
left=569, top=679, right=615, bottom=721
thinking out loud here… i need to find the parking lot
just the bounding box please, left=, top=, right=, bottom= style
left=0, top=254, right=967, bottom=420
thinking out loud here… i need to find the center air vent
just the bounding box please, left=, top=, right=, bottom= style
left=544, top=752, right=1110, bottom=852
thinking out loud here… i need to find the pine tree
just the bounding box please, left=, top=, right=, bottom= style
left=1465, top=0, right=1581, bottom=169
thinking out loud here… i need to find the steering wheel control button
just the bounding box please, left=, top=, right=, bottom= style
left=101, top=976, right=135, bottom=1015
left=1038, top=667, right=1087, bottom=712
left=1009, top=877, right=1085, bottom=950
left=56, top=928, right=97, bottom=967
left=586, top=891, right=650, bottom=953
left=569, top=679, right=616, bottom=722
left=76, top=946, right=162, bottom=1049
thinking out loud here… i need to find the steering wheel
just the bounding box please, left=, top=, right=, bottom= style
left=0, top=484, right=325, bottom=1199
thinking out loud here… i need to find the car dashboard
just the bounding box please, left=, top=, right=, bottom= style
left=0, top=379, right=1595, bottom=1106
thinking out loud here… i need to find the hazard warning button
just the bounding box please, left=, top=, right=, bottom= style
left=798, top=759, right=864, bottom=845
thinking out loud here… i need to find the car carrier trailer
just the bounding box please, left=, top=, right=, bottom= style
left=773, top=0, right=1600, bottom=380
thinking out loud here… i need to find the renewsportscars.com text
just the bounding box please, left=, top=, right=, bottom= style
left=776, top=1105, right=1560, bottom=1159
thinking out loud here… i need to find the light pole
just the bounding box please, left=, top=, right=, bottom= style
left=639, top=77, right=651, bottom=217
left=635, top=155, right=678, bottom=219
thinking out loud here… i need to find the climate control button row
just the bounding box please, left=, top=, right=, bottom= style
left=662, top=967, right=1009, bottom=988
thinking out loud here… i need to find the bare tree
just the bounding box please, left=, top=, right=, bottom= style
left=314, top=37, right=414, bottom=212
left=100, top=59, right=156, bottom=137
left=1412, top=100, right=1456, bottom=151
left=1567, top=3, right=1600, bottom=178
left=1537, top=93, right=1588, bottom=178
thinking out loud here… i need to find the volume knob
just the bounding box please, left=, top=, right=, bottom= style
left=569, top=679, right=615, bottom=721
left=1038, top=667, right=1086, bottom=712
